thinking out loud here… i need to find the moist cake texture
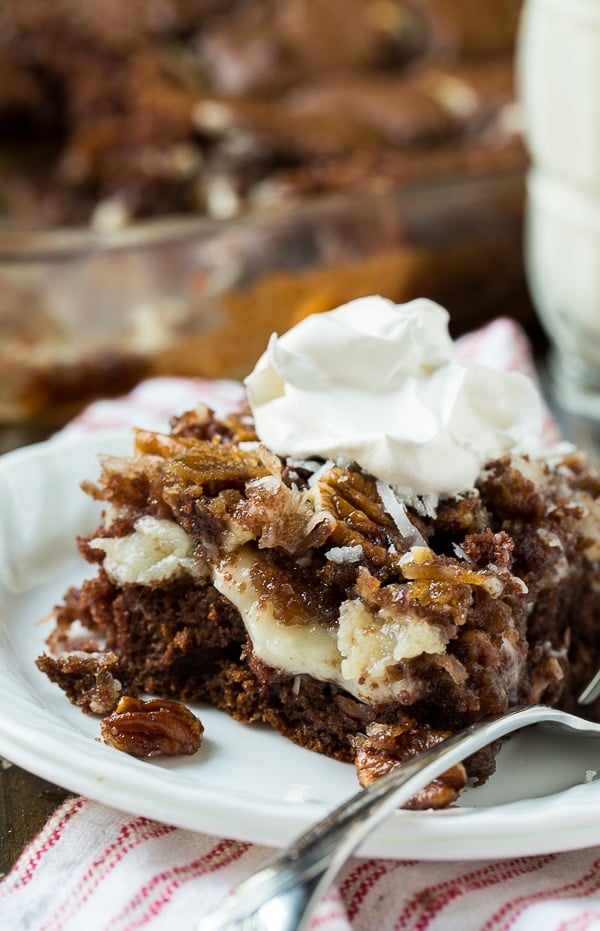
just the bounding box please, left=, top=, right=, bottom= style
left=36, top=298, right=600, bottom=808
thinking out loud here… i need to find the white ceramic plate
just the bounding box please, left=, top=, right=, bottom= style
left=1, top=432, right=600, bottom=861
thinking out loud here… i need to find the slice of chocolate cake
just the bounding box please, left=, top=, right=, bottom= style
left=36, top=297, right=600, bottom=808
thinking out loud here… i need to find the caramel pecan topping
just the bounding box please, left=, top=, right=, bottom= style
left=352, top=719, right=468, bottom=809
left=101, top=696, right=203, bottom=759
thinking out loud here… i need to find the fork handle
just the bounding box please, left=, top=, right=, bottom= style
left=196, top=704, right=562, bottom=931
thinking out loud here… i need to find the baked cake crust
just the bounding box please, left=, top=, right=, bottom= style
left=36, top=402, right=600, bottom=808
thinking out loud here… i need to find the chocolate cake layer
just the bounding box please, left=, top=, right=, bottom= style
left=36, top=403, right=600, bottom=807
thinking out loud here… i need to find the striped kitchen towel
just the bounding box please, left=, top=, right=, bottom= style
left=1, top=315, right=595, bottom=931
left=2, top=796, right=600, bottom=931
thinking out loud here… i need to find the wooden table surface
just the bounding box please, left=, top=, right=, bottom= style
left=1, top=377, right=599, bottom=883
left=0, top=422, right=72, bottom=879
left=0, top=758, right=70, bottom=879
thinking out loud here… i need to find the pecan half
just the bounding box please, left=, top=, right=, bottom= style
left=352, top=720, right=467, bottom=809
left=100, top=696, right=203, bottom=758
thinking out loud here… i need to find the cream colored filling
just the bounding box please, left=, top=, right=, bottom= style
left=211, top=547, right=340, bottom=682
left=212, top=546, right=448, bottom=703
left=91, top=516, right=206, bottom=585
left=98, top=520, right=449, bottom=702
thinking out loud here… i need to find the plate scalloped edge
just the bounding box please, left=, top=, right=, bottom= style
left=1, top=431, right=600, bottom=861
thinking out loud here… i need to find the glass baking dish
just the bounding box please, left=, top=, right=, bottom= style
left=0, top=167, right=530, bottom=451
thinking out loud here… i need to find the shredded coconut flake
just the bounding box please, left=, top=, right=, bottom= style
left=400, top=492, right=440, bottom=518
left=326, top=545, right=363, bottom=564
left=308, top=459, right=335, bottom=487
left=376, top=480, right=426, bottom=546
left=286, top=458, right=322, bottom=473
left=480, top=574, right=507, bottom=598
left=248, top=474, right=282, bottom=493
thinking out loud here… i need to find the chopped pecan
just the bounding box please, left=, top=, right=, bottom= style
left=170, top=406, right=257, bottom=444
left=312, top=467, right=404, bottom=566
left=235, top=474, right=315, bottom=554
left=135, top=429, right=269, bottom=495
left=352, top=720, right=467, bottom=809
left=100, top=696, right=203, bottom=758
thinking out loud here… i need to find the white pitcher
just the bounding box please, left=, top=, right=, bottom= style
left=518, top=0, right=600, bottom=417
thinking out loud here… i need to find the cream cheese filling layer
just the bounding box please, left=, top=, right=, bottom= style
left=211, top=546, right=340, bottom=683
left=211, top=547, right=447, bottom=703
left=91, top=515, right=207, bottom=585
left=97, top=518, right=449, bottom=703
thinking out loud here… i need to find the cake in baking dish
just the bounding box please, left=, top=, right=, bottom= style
left=2, top=1, right=530, bottom=430
left=1, top=0, right=523, bottom=226
left=36, top=298, right=600, bottom=808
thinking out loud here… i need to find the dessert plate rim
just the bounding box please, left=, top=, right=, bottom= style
left=1, top=430, right=599, bottom=862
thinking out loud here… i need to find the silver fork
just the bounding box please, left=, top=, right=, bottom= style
left=197, top=682, right=600, bottom=931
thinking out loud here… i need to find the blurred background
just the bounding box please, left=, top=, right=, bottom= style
left=0, top=0, right=534, bottom=448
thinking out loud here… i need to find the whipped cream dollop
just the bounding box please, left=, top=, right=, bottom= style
left=244, top=296, right=544, bottom=496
